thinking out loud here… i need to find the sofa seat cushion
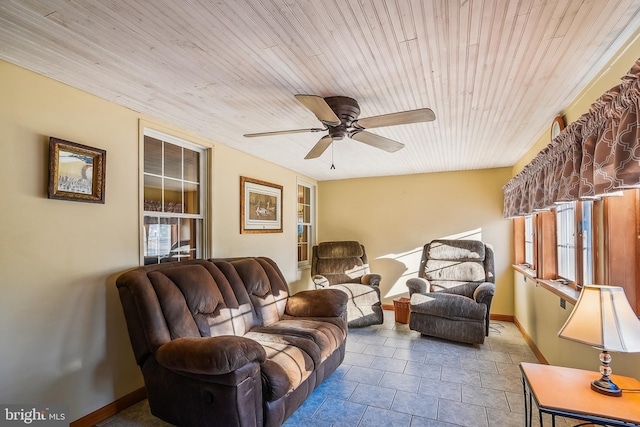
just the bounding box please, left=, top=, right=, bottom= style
left=252, top=319, right=345, bottom=364
left=244, top=331, right=315, bottom=402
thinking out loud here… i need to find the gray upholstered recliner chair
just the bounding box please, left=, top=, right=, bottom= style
left=406, top=239, right=495, bottom=344
left=311, top=241, right=384, bottom=327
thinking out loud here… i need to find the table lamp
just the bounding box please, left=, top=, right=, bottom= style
left=558, top=285, right=640, bottom=397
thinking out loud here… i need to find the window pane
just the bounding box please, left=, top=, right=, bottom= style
left=164, top=143, right=182, bottom=179
left=144, top=175, right=163, bottom=211
left=298, top=224, right=309, bottom=243
left=171, top=218, right=196, bottom=261
left=144, top=216, right=173, bottom=257
left=524, top=215, right=534, bottom=266
left=582, top=201, right=594, bottom=285
left=556, top=202, right=576, bottom=281
left=144, top=136, right=162, bottom=175
left=184, top=148, right=199, bottom=182
left=184, top=182, right=200, bottom=214
left=163, top=178, right=183, bottom=213
left=143, top=216, right=200, bottom=263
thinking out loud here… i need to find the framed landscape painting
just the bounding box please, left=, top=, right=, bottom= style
left=48, top=137, right=106, bottom=203
left=240, top=176, right=282, bottom=233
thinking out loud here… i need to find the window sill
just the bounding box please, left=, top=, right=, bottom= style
left=512, top=265, right=579, bottom=305
left=536, top=279, right=579, bottom=305
left=512, top=264, right=536, bottom=279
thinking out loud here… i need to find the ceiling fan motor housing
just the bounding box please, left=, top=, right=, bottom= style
left=324, top=96, right=360, bottom=140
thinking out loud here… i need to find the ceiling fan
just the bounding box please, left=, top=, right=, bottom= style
left=244, top=95, right=436, bottom=159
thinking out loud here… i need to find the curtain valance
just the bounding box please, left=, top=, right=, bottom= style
left=503, top=58, right=640, bottom=218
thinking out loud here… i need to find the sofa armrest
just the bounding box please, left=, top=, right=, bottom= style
left=285, top=288, right=348, bottom=318
left=473, top=282, right=495, bottom=307
left=312, top=274, right=329, bottom=289
left=361, top=273, right=381, bottom=287
left=406, top=277, right=429, bottom=295
left=156, top=336, right=266, bottom=376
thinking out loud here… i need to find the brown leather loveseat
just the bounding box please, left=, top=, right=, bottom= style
left=116, top=257, right=348, bottom=427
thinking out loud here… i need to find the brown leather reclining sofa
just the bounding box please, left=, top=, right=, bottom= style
left=116, top=257, right=348, bottom=427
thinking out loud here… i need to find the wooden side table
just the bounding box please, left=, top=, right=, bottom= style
left=520, top=362, right=640, bottom=427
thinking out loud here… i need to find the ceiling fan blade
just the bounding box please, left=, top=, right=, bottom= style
left=350, top=131, right=405, bottom=152
left=295, top=94, right=341, bottom=126
left=305, top=135, right=333, bottom=159
left=354, top=108, right=435, bottom=129
left=244, top=128, right=325, bottom=138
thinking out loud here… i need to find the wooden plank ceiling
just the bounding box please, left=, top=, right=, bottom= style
left=1, top=0, right=639, bottom=181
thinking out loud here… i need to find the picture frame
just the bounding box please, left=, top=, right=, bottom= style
left=240, top=176, right=283, bottom=233
left=48, top=137, right=106, bottom=203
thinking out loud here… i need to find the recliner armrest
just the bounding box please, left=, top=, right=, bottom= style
left=473, top=282, right=495, bottom=307
left=361, top=273, right=381, bottom=287
left=285, top=288, right=348, bottom=318
left=312, top=274, right=329, bottom=289
left=406, top=277, right=430, bottom=295
left=156, top=336, right=266, bottom=376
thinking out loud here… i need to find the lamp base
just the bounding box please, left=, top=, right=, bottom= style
left=591, top=377, right=622, bottom=397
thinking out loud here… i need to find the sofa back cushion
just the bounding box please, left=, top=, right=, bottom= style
left=148, top=262, right=256, bottom=339
left=216, top=257, right=290, bottom=327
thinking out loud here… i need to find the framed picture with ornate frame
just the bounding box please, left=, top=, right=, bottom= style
left=240, top=176, right=283, bottom=233
left=48, top=137, right=106, bottom=203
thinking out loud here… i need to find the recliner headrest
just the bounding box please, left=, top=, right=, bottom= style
left=427, top=239, right=485, bottom=261
left=317, top=241, right=363, bottom=259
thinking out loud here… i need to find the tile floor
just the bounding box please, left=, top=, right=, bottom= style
left=99, top=311, right=577, bottom=427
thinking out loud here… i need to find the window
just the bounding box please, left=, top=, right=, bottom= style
left=556, top=202, right=576, bottom=282
left=524, top=215, right=534, bottom=267
left=580, top=200, right=594, bottom=287
left=512, top=191, right=639, bottom=314
left=142, top=129, right=207, bottom=265
left=297, top=181, right=315, bottom=266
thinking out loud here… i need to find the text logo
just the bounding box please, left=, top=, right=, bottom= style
left=0, top=405, right=68, bottom=426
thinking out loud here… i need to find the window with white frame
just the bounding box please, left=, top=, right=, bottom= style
left=556, top=202, right=576, bottom=282
left=524, top=215, right=534, bottom=267
left=142, top=129, right=206, bottom=265
left=297, top=181, right=315, bottom=267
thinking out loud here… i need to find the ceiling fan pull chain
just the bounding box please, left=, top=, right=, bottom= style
left=330, top=142, right=335, bottom=169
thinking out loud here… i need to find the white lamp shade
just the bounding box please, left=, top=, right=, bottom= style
left=558, top=285, right=640, bottom=352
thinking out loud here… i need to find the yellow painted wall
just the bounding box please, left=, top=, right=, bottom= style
left=0, top=60, right=315, bottom=421
left=510, top=29, right=640, bottom=379
left=514, top=272, right=640, bottom=379
left=317, top=168, right=514, bottom=316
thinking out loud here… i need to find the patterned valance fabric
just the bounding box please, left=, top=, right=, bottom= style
left=503, top=58, right=640, bottom=218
